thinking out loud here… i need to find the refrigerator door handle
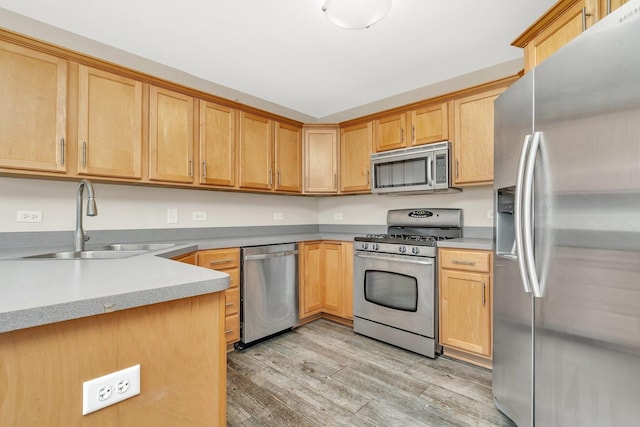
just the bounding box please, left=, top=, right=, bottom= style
left=522, top=131, right=543, bottom=298
left=514, top=134, right=533, bottom=293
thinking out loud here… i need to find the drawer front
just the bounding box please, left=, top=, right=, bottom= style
left=225, top=313, right=240, bottom=343
left=440, top=249, right=490, bottom=273
left=197, top=248, right=240, bottom=270
left=224, top=288, right=240, bottom=316
left=224, top=267, right=240, bottom=289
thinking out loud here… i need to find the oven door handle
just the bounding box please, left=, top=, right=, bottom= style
left=355, top=253, right=434, bottom=266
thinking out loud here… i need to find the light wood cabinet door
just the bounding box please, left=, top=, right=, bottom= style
left=453, top=87, right=506, bottom=186
left=409, top=103, right=448, bottom=146
left=300, top=242, right=324, bottom=318
left=440, top=269, right=492, bottom=357
left=274, top=122, right=302, bottom=193
left=374, top=113, right=407, bottom=152
left=517, top=0, right=597, bottom=72
left=0, top=41, right=67, bottom=173
left=303, top=127, right=338, bottom=193
left=340, top=122, right=372, bottom=193
left=322, top=243, right=343, bottom=317
left=148, top=86, right=194, bottom=183
left=599, top=0, right=627, bottom=15
left=342, top=242, right=354, bottom=320
left=77, top=65, right=143, bottom=179
left=238, top=112, right=273, bottom=190
left=199, top=101, right=236, bottom=187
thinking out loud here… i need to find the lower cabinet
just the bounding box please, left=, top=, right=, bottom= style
left=0, top=294, right=226, bottom=426
left=197, top=248, right=241, bottom=348
left=438, top=248, right=493, bottom=368
left=299, top=241, right=353, bottom=324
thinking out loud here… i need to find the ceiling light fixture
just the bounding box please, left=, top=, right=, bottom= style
left=322, top=0, right=392, bottom=30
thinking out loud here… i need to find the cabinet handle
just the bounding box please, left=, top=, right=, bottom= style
left=202, top=161, right=207, bottom=178
left=400, top=128, right=404, bottom=143
left=277, top=170, right=281, bottom=185
left=607, top=0, right=611, bottom=14
left=455, top=159, right=459, bottom=179
left=210, top=258, right=234, bottom=265
left=482, top=282, right=486, bottom=306
left=334, top=173, right=337, bottom=187
left=367, top=170, right=370, bottom=185
left=225, top=302, right=234, bottom=307
left=225, top=329, right=234, bottom=334
left=189, top=159, right=193, bottom=177
left=60, top=138, right=65, bottom=165
left=82, top=141, right=87, bottom=168
left=452, top=259, right=476, bottom=266
left=581, top=7, right=592, bottom=31
left=412, top=125, right=415, bottom=143
left=269, top=168, right=273, bottom=186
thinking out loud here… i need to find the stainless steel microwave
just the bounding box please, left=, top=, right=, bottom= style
left=371, top=141, right=460, bottom=194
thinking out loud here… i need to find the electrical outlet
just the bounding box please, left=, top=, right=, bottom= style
left=333, top=213, right=343, bottom=221
left=16, top=210, right=43, bottom=223
left=273, top=212, right=284, bottom=221
left=167, top=208, right=178, bottom=224
left=192, top=211, right=207, bottom=221
left=82, top=365, right=141, bottom=415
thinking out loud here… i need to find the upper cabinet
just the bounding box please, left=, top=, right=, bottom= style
left=513, top=0, right=598, bottom=72
left=274, top=122, right=302, bottom=193
left=599, top=0, right=628, bottom=15
left=373, top=102, right=449, bottom=153
left=77, top=65, right=143, bottom=179
left=452, top=86, right=507, bottom=186
left=0, top=41, right=67, bottom=174
left=148, top=86, right=194, bottom=183
left=238, top=112, right=273, bottom=191
left=374, top=113, right=406, bottom=152
left=303, top=126, right=338, bottom=194
left=199, top=101, right=237, bottom=188
left=410, top=103, right=449, bottom=146
left=340, top=121, right=372, bottom=194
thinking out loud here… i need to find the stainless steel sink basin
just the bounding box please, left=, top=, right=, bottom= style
left=21, top=243, right=176, bottom=260
left=23, top=250, right=148, bottom=260
left=102, top=243, right=176, bottom=251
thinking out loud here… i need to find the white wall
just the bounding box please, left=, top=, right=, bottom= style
left=0, top=177, right=319, bottom=232
left=0, top=177, right=493, bottom=232
left=318, top=187, right=494, bottom=227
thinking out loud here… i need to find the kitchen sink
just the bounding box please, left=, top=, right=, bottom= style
left=21, top=243, right=176, bottom=260
left=98, top=243, right=176, bottom=251
left=23, top=250, right=148, bottom=260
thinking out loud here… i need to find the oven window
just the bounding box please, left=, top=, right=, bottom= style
left=364, top=270, right=418, bottom=312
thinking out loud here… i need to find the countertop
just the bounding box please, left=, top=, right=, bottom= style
left=437, top=237, right=494, bottom=251
left=1, top=231, right=490, bottom=334
left=0, top=232, right=356, bottom=334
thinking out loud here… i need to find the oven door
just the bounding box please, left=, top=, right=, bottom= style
left=353, top=251, right=435, bottom=338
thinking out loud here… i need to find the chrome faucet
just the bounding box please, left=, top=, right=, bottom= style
left=74, top=179, right=98, bottom=252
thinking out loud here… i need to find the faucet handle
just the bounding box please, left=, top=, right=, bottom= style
left=84, top=233, right=90, bottom=242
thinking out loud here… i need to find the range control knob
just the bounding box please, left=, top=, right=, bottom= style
left=412, top=247, right=420, bottom=255
left=362, top=243, right=369, bottom=250
left=372, top=243, right=380, bottom=251
left=399, top=246, right=407, bottom=254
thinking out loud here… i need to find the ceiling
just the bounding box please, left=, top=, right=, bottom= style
left=0, top=0, right=556, bottom=123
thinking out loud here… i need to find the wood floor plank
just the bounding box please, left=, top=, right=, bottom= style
left=227, top=319, right=514, bottom=427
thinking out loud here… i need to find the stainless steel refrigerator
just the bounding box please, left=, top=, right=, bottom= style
left=493, top=3, right=640, bottom=426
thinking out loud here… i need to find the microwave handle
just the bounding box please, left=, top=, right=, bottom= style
left=426, top=154, right=433, bottom=187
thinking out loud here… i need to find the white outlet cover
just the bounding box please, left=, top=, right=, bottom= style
left=83, top=365, right=140, bottom=415
left=167, top=208, right=178, bottom=224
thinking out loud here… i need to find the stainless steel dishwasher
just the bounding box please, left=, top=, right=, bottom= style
left=238, top=243, right=298, bottom=348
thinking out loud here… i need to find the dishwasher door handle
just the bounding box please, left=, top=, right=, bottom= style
left=243, top=250, right=298, bottom=261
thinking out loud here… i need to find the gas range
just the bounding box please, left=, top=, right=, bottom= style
left=354, top=208, right=463, bottom=258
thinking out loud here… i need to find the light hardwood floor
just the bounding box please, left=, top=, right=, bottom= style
left=227, top=319, right=515, bottom=426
